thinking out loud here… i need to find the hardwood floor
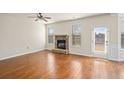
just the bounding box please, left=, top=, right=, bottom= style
left=0, top=50, right=124, bottom=79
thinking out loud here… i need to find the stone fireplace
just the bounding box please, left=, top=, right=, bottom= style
left=52, top=35, right=69, bottom=54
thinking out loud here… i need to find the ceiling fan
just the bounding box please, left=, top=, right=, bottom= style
left=28, top=13, right=51, bottom=22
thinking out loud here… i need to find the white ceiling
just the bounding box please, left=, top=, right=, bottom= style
left=0, top=13, right=102, bottom=24
left=41, top=13, right=102, bottom=24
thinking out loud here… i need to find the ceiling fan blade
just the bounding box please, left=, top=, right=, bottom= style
left=42, top=18, right=48, bottom=22
left=35, top=18, right=38, bottom=21
left=44, top=17, right=51, bottom=19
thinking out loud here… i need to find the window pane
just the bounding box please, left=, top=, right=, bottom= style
left=121, top=33, right=124, bottom=48
left=72, top=24, right=81, bottom=46
left=95, top=32, right=105, bottom=51
left=72, top=24, right=80, bottom=35
left=48, top=28, right=54, bottom=35
left=121, top=21, right=124, bottom=49
left=48, top=36, right=54, bottom=43
left=48, top=27, right=54, bottom=44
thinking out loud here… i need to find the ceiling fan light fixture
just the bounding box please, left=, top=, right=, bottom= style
left=28, top=13, right=51, bottom=22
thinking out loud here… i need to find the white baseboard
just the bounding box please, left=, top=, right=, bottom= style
left=70, top=52, right=92, bottom=57
left=114, top=59, right=124, bottom=61
left=107, top=58, right=120, bottom=61
left=0, top=49, right=45, bottom=61
left=70, top=51, right=106, bottom=59
left=70, top=52, right=123, bottom=62
left=45, top=48, right=52, bottom=51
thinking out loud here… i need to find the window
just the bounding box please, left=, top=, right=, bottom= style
left=121, top=21, right=124, bottom=49
left=72, top=24, right=81, bottom=46
left=48, top=27, right=54, bottom=44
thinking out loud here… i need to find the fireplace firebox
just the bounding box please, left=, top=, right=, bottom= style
left=57, top=40, right=66, bottom=49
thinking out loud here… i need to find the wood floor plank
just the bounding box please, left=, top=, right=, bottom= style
left=0, top=50, right=123, bottom=79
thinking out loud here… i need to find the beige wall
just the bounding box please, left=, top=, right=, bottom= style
left=0, top=14, right=46, bottom=60
left=46, top=14, right=119, bottom=60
